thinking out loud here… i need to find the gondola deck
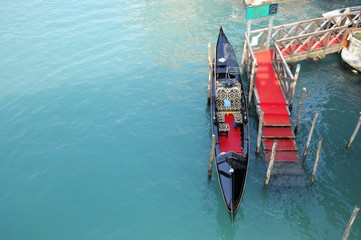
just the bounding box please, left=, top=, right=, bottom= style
left=218, top=114, right=244, bottom=154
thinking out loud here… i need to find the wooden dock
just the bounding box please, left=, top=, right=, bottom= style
left=241, top=10, right=361, bottom=185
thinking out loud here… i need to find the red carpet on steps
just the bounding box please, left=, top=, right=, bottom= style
left=254, top=50, right=298, bottom=162
left=255, top=51, right=286, bottom=106
left=254, top=50, right=290, bottom=126
left=263, top=139, right=297, bottom=151
left=263, top=127, right=294, bottom=138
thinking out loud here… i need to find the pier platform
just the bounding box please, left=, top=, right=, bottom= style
left=241, top=9, right=361, bottom=185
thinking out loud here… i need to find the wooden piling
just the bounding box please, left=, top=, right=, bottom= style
left=311, top=139, right=323, bottom=184
left=213, top=44, right=216, bottom=84
left=345, top=112, right=361, bottom=149
left=240, top=42, right=247, bottom=76
left=256, top=112, right=264, bottom=154
left=208, top=43, right=212, bottom=67
left=294, top=87, right=307, bottom=135
left=303, top=112, right=318, bottom=158
left=342, top=205, right=360, bottom=240
left=208, top=135, right=216, bottom=178
left=207, top=43, right=212, bottom=105
left=248, top=61, right=256, bottom=109
left=265, top=140, right=278, bottom=185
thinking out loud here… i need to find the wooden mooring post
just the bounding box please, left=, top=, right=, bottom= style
left=240, top=42, right=247, bottom=76
left=207, top=43, right=212, bottom=105
left=303, top=112, right=318, bottom=158
left=265, top=140, right=278, bottom=186
left=345, top=112, right=361, bottom=149
left=208, top=43, right=212, bottom=66
left=294, top=87, right=307, bottom=135
left=248, top=61, right=257, bottom=109
left=208, top=135, right=216, bottom=178
left=342, top=205, right=360, bottom=240
left=311, top=139, right=323, bottom=184
left=256, top=111, right=264, bottom=154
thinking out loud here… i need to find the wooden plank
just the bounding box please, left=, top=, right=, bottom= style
left=263, top=139, right=298, bottom=151
left=263, top=126, right=295, bottom=138
left=260, top=103, right=289, bottom=115
left=265, top=150, right=299, bottom=162
left=263, top=114, right=292, bottom=126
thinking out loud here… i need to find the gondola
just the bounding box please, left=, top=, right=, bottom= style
left=209, top=26, right=249, bottom=222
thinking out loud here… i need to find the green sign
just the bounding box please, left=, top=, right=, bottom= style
left=246, top=3, right=279, bottom=20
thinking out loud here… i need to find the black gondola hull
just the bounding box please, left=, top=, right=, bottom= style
left=210, top=26, right=250, bottom=221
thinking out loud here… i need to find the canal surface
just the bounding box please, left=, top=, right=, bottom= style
left=0, top=0, right=360, bottom=239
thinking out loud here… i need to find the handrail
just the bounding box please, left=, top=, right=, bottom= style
left=247, top=11, right=361, bottom=51
left=273, top=42, right=294, bottom=78
left=276, top=25, right=347, bottom=42
left=245, top=32, right=258, bottom=62
left=242, top=32, right=258, bottom=108
left=249, top=11, right=361, bottom=35
left=226, top=66, right=241, bottom=73
left=272, top=41, right=297, bottom=107
left=226, top=67, right=241, bottom=81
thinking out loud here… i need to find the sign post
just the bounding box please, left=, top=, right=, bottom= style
left=247, top=20, right=251, bottom=43
left=266, top=16, right=274, bottom=49
left=246, top=3, right=279, bottom=49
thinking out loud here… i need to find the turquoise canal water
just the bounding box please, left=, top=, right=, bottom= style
left=0, top=0, right=360, bottom=239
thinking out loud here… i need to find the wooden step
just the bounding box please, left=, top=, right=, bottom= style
left=267, top=174, right=308, bottom=187
left=265, top=150, right=298, bottom=162
left=259, top=99, right=286, bottom=106
left=260, top=102, right=288, bottom=106
left=263, top=114, right=291, bottom=126
left=260, top=104, right=289, bottom=115
left=263, top=139, right=298, bottom=151
left=272, top=162, right=305, bottom=175
left=263, top=127, right=295, bottom=139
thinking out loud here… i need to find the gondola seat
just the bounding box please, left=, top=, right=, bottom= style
left=215, top=85, right=242, bottom=112
left=217, top=113, right=225, bottom=123
left=218, top=123, right=230, bottom=138
left=233, top=113, right=243, bottom=129
left=234, top=113, right=243, bottom=123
